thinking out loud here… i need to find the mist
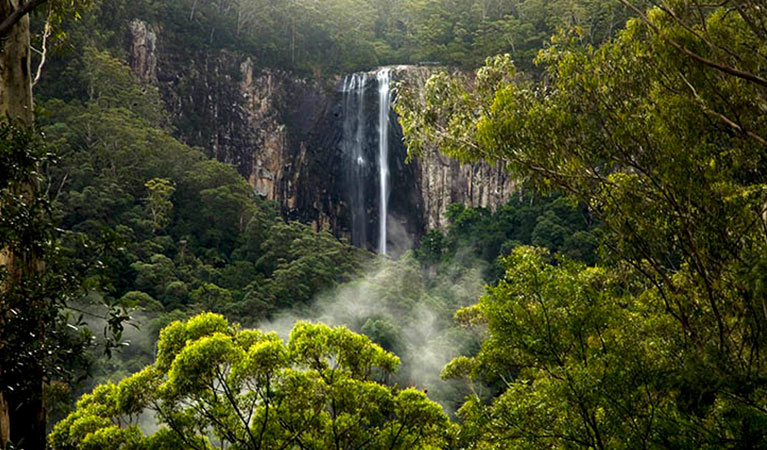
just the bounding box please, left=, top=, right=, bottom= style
left=258, top=249, right=488, bottom=412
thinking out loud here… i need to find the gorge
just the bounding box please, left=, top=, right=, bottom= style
left=6, top=0, right=755, bottom=446
left=127, top=19, right=516, bottom=253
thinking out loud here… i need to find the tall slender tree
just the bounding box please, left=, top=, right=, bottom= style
left=1, top=2, right=41, bottom=447
left=0, top=0, right=35, bottom=124
left=0, top=2, right=88, bottom=448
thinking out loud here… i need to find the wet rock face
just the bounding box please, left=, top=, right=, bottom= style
left=333, top=73, right=425, bottom=253
left=417, top=150, right=515, bottom=229
left=126, top=22, right=512, bottom=251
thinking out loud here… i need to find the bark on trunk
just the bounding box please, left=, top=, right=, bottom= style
left=0, top=0, right=33, bottom=124
left=0, top=1, right=38, bottom=448
left=0, top=396, right=7, bottom=450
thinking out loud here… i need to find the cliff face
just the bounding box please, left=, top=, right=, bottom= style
left=389, top=66, right=515, bottom=230
left=128, top=20, right=335, bottom=229
left=127, top=20, right=513, bottom=250
left=417, top=150, right=515, bottom=230
left=128, top=19, right=158, bottom=84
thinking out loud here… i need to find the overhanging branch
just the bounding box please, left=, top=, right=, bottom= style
left=618, top=0, right=767, bottom=89
left=0, top=0, right=49, bottom=39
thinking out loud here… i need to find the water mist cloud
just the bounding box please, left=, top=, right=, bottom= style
left=257, top=251, right=487, bottom=412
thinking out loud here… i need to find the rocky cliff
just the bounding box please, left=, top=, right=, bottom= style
left=388, top=66, right=515, bottom=231
left=127, top=20, right=514, bottom=251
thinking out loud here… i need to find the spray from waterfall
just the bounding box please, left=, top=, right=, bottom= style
left=377, top=69, right=392, bottom=255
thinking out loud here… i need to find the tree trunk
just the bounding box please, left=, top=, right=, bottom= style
left=0, top=396, right=7, bottom=450
left=0, top=0, right=33, bottom=124
left=5, top=374, right=45, bottom=450
left=0, top=1, right=39, bottom=449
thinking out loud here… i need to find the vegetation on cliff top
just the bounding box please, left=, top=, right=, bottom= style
left=42, top=0, right=632, bottom=78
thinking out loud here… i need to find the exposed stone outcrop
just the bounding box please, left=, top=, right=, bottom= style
left=125, top=21, right=513, bottom=250
left=416, top=148, right=515, bottom=230
left=136, top=33, right=349, bottom=237
left=128, top=19, right=158, bottom=84
left=389, top=66, right=515, bottom=230
left=239, top=58, right=285, bottom=199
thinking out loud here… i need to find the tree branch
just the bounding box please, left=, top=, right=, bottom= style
left=618, top=0, right=767, bottom=88
left=0, top=0, right=49, bottom=39
left=32, top=15, right=50, bottom=87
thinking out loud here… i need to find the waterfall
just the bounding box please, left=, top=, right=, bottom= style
left=339, top=68, right=393, bottom=254
left=377, top=69, right=392, bottom=255
left=341, top=73, right=369, bottom=247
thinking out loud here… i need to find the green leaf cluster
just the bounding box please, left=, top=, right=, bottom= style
left=50, top=314, right=450, bottom=450
left=35, top=42, right=367, bottom=399
left=400, top=1, right=767, bottom=447
left=39, top=0, right=631, bottom=79
left=415, top=195, right=601, bottom=280
left=40, top=44, right=366, bottom=323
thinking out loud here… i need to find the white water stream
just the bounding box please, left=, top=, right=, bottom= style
left=340, top=68, right=392, bottom=254
left=341, top=73, right=369, bottom=247
left=377, top=69, right=391, bottom=255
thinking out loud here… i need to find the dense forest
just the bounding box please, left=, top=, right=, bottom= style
left=1, top=0, right=766, bottom=449
left=69, top=0, right=630, bottom=74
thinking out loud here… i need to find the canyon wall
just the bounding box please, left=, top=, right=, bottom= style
left=127, top=20, right=514, bottom=250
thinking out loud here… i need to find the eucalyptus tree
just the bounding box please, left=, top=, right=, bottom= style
left=398, top=1, right=767, bottom=446
left=0, top=0, right=91, bottom=122
left=50, top=313, right=450, bottom=450
left=0, top=2, right=162, bottom=448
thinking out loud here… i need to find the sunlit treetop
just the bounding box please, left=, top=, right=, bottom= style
left=50, top=313, right=451, bottom=450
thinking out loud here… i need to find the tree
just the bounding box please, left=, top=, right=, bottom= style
left=0, top=125, right=48, bottom=447
left=0, top=125, right=97, bottom=450
left=144, top=178, right=175, bottom=233
left=0, top=0, right=48, bottom=433
left=0, top=3, right=109, bottom=448
left=252, top=221, right=365, bottom=309
left=189, top=283, right=233, bottom=313
left=444, top=247, right=677, bottom=448
left=50, top=313, right=450, bottom=449
left=0, top=0, right=92, bottom=121
left=399, top=1, right=767, bottom=446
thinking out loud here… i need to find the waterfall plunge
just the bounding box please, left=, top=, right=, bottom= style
left=340, top=68, right=393, bottom=254
left=377, top=69, right=392, bottom=255
left=341, top=73, right=369, bottom=248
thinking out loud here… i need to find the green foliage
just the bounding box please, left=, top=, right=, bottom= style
left=287, top=252, right=488, bottom=417
left=40, top=43, right=365, bottom=323
left=417, top=194, right=600, bottom=281
left=251, top=221, right=364, bottom=309
left=448, top=247, right=767, bottom=448
left=361, top=318, right=403, bottom=355
left=36, top=38, right=367, bottom=412
left=446, top=248, right=655, bottom=447
left=189, top=283, right=233, bottom=313
left=401, top=1, right=767, bottom=447
left=0, top=122, right=130, bottom=407
left=396, top=0, right=628, bottom=69
left=37, top=1, right=767, bottom=448
left=41, top=0, right=630, bottom=79
left=51, top=314, right=450, bottom=450
left=144, top=178, right=175, bottom=232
